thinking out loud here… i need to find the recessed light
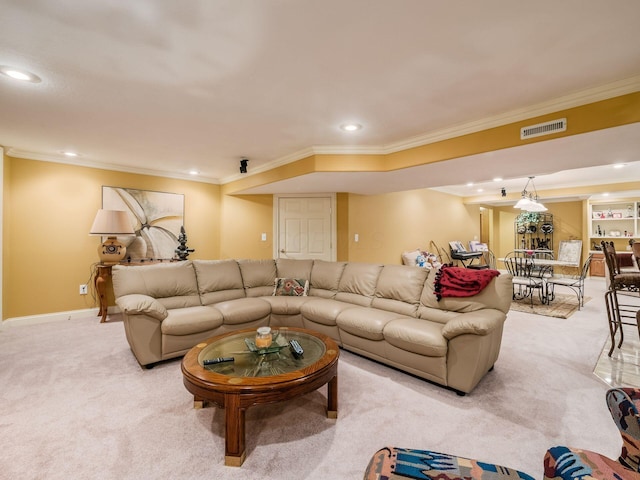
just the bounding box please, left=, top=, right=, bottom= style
left=189, top=170, right=199, bottom=175
left=493, top=177, right=502, bottom=182
left=340, top=123, right=362, bottom=132
left=477, top=188, right=484, bottom=193
left=63, top=151, right=78, bottom=157
left=0, top=66, right=41, bottom=83
left=613, top=164, right=625, bottom=169
left=466, top=182, right=474, bottom=187
left=603, top=193, right=610, bottom=197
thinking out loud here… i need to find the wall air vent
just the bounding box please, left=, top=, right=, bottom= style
left=520, top=118, right=567, bottom=140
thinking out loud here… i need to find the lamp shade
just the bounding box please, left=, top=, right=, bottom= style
left=525, top=200, right=548, bottom=212
left=89, top=209, right=135, bottom=265
left=513, top=176, right=546, bottom=212
left=514, top=197, right=534, bottom=210
left=89, top=209, right=135, bottom=236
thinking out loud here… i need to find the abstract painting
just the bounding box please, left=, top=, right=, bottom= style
left=102, top=186, right=184, bottom=261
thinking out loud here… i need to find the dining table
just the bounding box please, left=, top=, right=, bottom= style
left=498, top=257, right=580, bottom=305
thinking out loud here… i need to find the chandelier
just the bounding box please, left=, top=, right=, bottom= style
left=513, top=176, right=547, bottom=212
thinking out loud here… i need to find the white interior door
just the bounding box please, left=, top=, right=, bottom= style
left=276, top=195, right=335, bottom=261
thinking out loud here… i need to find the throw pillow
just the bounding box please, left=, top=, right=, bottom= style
left=401, top=249, right=422, bottom=266
left=273, top=278, right=309, bottom=296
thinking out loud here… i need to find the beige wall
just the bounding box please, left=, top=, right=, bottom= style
left=491, top=200, right=584, bottom=261
left=219, top=194, right=274, bottom=260
left=3, top=156, right=220, bottom=319
left=0, top=155, right=598, bottom=321
left=347, top=188, right=482, bottom=264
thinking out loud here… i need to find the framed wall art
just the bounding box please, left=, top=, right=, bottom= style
left=102, top=186, right=185, bottom=261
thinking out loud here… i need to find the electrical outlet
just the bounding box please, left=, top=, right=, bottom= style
left=79, top=284, right=88, bottom=295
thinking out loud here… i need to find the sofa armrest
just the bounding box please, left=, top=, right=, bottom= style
left=441, top=309, right=504, bottom=340
left=116, top=294, right=168, bottom=321
left=544, top=446, right=640, bottom=480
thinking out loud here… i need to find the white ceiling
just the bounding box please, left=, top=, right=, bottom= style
left=1, top=0, right=640, bottom=199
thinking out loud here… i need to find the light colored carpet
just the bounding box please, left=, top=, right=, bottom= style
left=510, top=293, right=589, bottom=319
left=0, top=278, right=622, bottom=480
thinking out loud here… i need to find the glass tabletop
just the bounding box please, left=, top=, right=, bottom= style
left=197, top=328, right=326, bottom=378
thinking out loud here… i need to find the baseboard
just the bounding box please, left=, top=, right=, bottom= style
left=1, top=306, right=121, bottom=329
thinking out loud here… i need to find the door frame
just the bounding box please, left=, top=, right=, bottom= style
left=273, top=193, right=337, bottom=261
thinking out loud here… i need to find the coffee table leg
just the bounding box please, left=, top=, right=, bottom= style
left=193, top=395, right=205, bottom=409
left=327, top=374, right=338, bottom=419
left=224, top=394, right=246, bottom=467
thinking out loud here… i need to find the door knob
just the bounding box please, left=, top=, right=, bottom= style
left=280, top=249, right=285, bottom=253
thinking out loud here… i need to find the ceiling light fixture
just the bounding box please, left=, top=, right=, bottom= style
left=493, top=177, right=503, bottom=182
left=340, top=123, right=362, bottom=132
left=613, top=164, right=625, bottom=169
left=63, top=151, right=78, bottom=157
left=0, top=66, right=42, bottom=83
left=189, top=170, right=199, bottom=175
left=514, top=176, right=547, bottom=212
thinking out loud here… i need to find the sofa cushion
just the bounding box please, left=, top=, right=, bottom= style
left=335, top=262, right=383, bottom=306
left=160, top=306, right=224, bottom=336
left=416, top=306, right=461, bottom=324
left=193, top=260, right=246, bottom=305
left=420, top=268, right=513, bottom=315
left=214, top=297, right=271, bottom=325
left=371, top=264, right=428, bottom=316
left=276, top=258, right=314, bottom=280
left=383, top=318, right=447, bottom=357
left=112, top=261, right=201, bottom=309
left=309, top=260, right=346, bottom=297
left=273, top=278, right=309, bottom=296
left=261, top=295, right=314, bottom=315
left=337, top=307, right=410, bottom=341
left=301, top=298, right=358, bottom=326
left=238, top=259, right=276, bottom=297
left=375, top=265, right=429, bottom=304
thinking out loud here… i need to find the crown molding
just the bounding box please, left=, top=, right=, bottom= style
left=6, top=148, right=222, bottom=185
left=8, top=75, right=640, bottom=187
left=222, top=74, right=640, bottom=183
left=381, top=74, right=640, bottom=154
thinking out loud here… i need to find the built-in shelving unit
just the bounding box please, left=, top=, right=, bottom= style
left=589, top=200, right=639, bottom=250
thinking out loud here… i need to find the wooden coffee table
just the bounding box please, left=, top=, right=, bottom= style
left=181, top=327, right=339, bottom=466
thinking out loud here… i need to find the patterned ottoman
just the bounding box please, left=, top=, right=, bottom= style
left=364, top=446, right=535, bottom=480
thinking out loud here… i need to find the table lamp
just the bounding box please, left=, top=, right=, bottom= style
left=89, top=209, right=135, bottom=265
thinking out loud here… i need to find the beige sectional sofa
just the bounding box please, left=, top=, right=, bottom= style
left=112, top=258, right=512, bottom=394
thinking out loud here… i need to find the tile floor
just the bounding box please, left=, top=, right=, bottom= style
left=593, top=288, right=640, bottom=389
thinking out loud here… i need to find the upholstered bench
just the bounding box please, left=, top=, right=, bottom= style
left=364, top=446, right=534, bottom=480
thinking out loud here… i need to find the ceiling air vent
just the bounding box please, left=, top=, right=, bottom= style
left=520, top=118, right=567, bottom=140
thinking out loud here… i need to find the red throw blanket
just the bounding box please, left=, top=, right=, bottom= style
left=434, top=265, right=500, bottom=300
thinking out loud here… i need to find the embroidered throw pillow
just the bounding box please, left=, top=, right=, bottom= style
left=273, top=278, right=309, bottom=296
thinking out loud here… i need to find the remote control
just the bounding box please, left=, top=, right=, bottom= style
left=289, top=339, right=304, bottom=359
left=203, top=357, right=234, bottom=365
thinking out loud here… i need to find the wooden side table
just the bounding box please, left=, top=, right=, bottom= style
left=94, top=264, right=113, bottom=322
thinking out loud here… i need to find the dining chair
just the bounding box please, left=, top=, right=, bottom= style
left=504, top=253, right=548, bottom=306
left=530, top=250, right=555, bottom=279
left=546, top=254, right=592, bottom=309
left=601, top=241, right=640, bottom=356
left=481, top=249, right=497, bottom=270
left=632, top=241, right=640, bottom=270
